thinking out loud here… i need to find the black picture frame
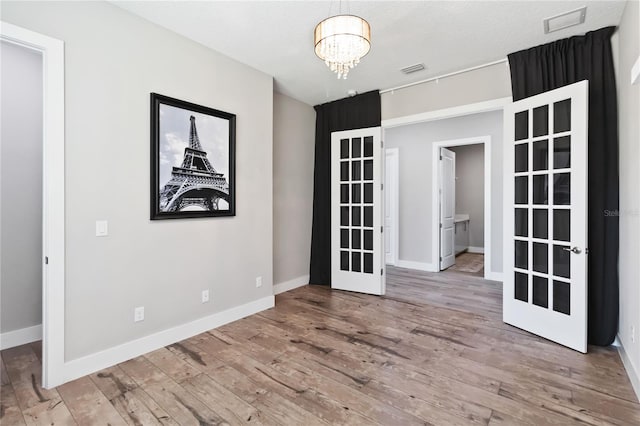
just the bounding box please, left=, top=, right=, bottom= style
left=150, top=93, right=236, bottom=220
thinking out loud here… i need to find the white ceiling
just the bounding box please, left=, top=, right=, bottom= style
left=113, top=1, right=626, bottom=106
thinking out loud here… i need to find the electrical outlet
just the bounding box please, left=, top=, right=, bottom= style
left=202, top=290, right=210, bottom=303
left=96, top=220, right=108, bottom=237
left=256, top=276, right=263, bottom=288
left=134, top=306, right=144, bottom=322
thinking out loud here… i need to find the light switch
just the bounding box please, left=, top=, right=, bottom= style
left=96, top=220, right=108, bottom=237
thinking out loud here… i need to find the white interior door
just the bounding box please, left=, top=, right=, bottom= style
left=503, top=80, right=588, bottom=353
left=440, top=147, right=456, bottom=270
left=384, top=148, right=399, bottom=265
left=332, top=127, right=384, bottom=295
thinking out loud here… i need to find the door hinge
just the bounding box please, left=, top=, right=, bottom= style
left=440, top=223, right=442, bottom=228
left=381, top=268, right=384, bottom=276
left=45, top=256, right=49, bottom=265
left=381, top=183, right=384, bottom=190
left=381, top=140, right=384, bottom=148
left=440, top=155, right=443, bottom=160
left=440, top=256, right=442, bottom=261
left=381, top=226, right=384, bottom=233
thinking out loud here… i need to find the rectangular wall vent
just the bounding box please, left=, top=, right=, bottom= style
left=544, top=6, right=587, bottom=34
left=400, top=63, right=425, bottom=74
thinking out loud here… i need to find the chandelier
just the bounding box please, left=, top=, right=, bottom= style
left=314, top=14, right=371, bottom=79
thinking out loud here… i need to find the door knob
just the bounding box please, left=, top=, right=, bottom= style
left=562, top=246, right=582, bottom=254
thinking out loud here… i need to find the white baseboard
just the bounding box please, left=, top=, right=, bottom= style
left=618, top=335, right=640, bottom=402
left=274, top=275, right=309, bottom=295
left=468, top=246, right=485, bottom=254
left=396, top=260, right=437, bottom=272
left=0, top=324, right=42, bottom=350
left=484, top=271, right=504, bottom=282
left=52, top=295, right=274, bottom=388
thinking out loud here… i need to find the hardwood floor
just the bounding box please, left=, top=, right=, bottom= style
left=448, top=253, right=484, bottom=276
left=2, top=266, right=639, bottom=425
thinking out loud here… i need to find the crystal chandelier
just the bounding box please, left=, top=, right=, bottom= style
left=314, top=14, right=371, bottom=79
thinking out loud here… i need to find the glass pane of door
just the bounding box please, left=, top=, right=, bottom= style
left=511, top=99, right=575, bottom=309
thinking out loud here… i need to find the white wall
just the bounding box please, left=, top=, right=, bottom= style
left=272, top=93, right=315, bottom=289
left=0, top=41, right=43, bottom=335
left=1, top=1, right=274, bottom=361
left=616, top=0, right=640, bottom=399
left=450, top=144, right=485, bottom=249
left=385, top=111, right=503, bottom=274
left=381, top=62, right=512, bottom=120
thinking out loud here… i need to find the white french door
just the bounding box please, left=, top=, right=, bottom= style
left=503, top=80, right=588, bottom=353
left=439, top=147, right=456, bottom=270
left=331, top=127, right=384, bottom=295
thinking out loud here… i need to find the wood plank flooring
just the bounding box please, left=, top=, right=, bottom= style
left=448, top=253, right=484, bottom=275
left=2, top=266, right=639, bottom=425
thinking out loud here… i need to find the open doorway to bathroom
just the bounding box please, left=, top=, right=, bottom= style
left=383, top=108, right=503, bottom=281
left=437, top=140, right=487, bottom=277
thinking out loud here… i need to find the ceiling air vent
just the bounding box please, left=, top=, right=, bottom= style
left=544, top=6, right=587, bottom=34
left=400, top=63, right=425, bottom=74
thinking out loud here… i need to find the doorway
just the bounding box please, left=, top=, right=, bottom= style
left=0, top=21, right=65, bottom=389
left=432, top=137, right=491, bottom=278
left=382, top=105, right=505, bottom=281
left=0, top=40, right=43, bottom=351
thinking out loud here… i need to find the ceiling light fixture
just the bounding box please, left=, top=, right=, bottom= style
left=314, top=12, right=371, bottom=79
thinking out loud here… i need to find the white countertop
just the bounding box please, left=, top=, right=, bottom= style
left=454, top=214, right=470, bottom=223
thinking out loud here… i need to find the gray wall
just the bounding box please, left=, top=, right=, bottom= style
left=385, top=111, right=503, bottom=273
left=449, top=144, right=484, bottom=249
left=617, top=0, right=640, bottom=392
left=2, top=1, right=274, bottom=361
left=273, top=93, right=315, bottom=285
left=381, top=62, right=512, bottom=120
left=0, top=41, right=43, bottom=334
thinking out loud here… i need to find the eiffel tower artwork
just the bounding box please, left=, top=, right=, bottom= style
left=159, top=115, right=230, bottom=212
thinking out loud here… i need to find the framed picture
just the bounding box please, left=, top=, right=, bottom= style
left=150, top=93, right=236, bottom=219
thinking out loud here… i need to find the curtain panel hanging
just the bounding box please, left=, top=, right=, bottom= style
left=508, top=26, right=619, bottom=346
left=310, top=90, right=381, bottom=286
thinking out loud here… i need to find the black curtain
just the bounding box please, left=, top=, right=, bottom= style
left=309, top=91, right=381, bottom=286
left=508, top=27, right=619, bottom=346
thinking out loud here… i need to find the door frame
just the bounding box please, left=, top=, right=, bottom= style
left=431, top=136, right=492, bottom=278
left=1, top=21, right=66, bottom=388
left=382, top=97, right=510, bottom=280
left=384, top=148, right=399, bottom=266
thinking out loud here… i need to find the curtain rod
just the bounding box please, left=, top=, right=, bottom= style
left=379, top=58, right=509, bottom=94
